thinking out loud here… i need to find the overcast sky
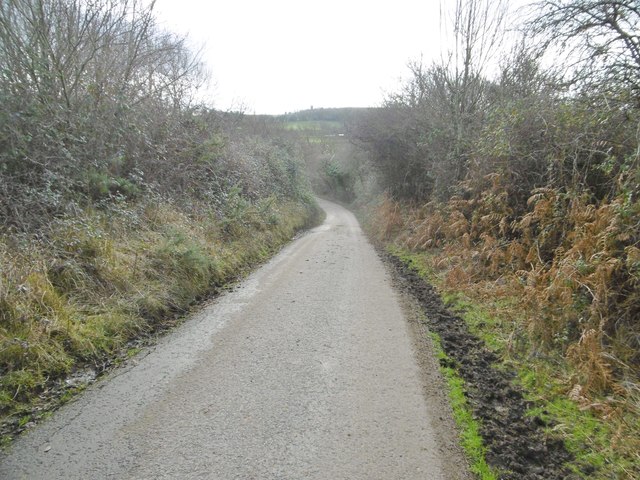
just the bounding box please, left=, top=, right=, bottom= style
left=152, top=0, right=525, bottom=115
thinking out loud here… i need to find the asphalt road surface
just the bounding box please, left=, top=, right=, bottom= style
left=0, top=198, right=467, bottom=479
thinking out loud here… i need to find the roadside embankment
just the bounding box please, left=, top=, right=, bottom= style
left=358, top=197, right=640, bottom=479
left=0, top=196, right=322, bottom=444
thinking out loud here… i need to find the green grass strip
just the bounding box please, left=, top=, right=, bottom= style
left=429, top=331, right=497, bottom=479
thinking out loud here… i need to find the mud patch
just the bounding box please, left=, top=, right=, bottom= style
left=387, top=254, right=575, bottom=480
left=0, top=321, right=177, bottom=444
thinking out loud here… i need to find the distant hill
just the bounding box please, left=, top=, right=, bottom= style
left=278, top=107, right=377, bottom=124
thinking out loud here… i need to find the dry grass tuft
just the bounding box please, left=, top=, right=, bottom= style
left=373, top=177, right=639, bottom=402
left=567, top=329, right=614, bottom=394
left=371, top=193, right=405, bottom=241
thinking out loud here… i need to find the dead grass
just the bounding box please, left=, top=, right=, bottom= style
left=367, top=182, right=640, bottom=478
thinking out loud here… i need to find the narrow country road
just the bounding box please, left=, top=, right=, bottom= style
left=0, top=199, right=467, bottom=479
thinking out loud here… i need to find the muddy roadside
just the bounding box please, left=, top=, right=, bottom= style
left=383, top=252, right=576, bottom=480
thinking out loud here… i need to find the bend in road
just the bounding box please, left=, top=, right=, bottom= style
left=0, top=198, right=467, bottom=480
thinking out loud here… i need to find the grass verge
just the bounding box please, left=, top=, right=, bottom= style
left=0, top=195, right=323, bottom=445
left=392, top=247, right=640, bottom=479
left=429, top=329, right=496, bottom=479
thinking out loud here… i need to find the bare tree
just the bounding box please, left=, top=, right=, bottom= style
left=351, top=1, right=512, bottom=201
left=0, top=0, right=207, bottom=227
left=437, top=0, right=509, bottom=193
left=441, top=0, right=508, bottom=114
left=529, top=0, right=640, bottom=100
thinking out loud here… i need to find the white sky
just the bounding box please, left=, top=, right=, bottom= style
left=152, top=0, right=527, bottom=115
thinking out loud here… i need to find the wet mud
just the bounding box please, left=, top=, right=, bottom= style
left=387, top=254, right=575, bottom=480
